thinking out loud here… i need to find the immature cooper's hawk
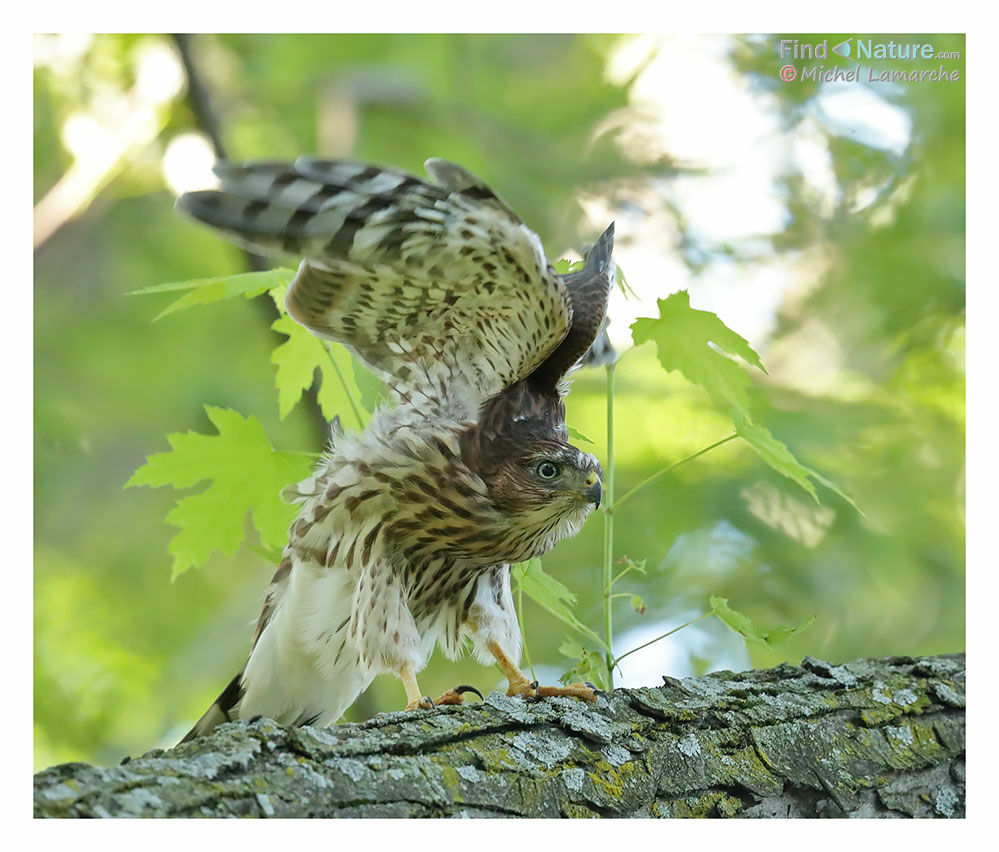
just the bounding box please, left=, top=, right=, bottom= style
left=176, top=157, right=614, bottom=741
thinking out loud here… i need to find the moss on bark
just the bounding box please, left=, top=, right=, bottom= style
left=34, top=653, right=965, bottom=818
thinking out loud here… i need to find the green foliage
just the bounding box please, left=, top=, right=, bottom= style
left=33, top=33, right=964, bottom=770
left=125, top=248, right=852, bottom=691
left=543, top=289, right=858, bottom=687
left=270, top=315, right=367, bottom=428
left=130, top=268, right=295, bottom=320
left=512, top=559, right=607, bottom=652
left=735, top=419, right=818, bottom=503
left=709, top=596, right=815, bottom=651
left=567, top=426, right=594, bottom=445
left=125, top=406, right=315, bottom=579
left=631, top=291, right=765, bottom=420
left=351, top=357, right=390, bottom=414
left=557, top=640, right=605, bottom=688
left=630, top=291, right=846, bottom=506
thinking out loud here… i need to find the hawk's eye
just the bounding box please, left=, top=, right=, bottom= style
left=536, top=461, right=561, bottom=480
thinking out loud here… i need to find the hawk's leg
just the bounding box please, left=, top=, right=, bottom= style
left=486, top=640, right=598, bottom=702
left=397, top=662, right=435, bottom=711
left=396, top=663, right=483, bottom=710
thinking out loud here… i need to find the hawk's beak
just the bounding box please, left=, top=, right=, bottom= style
left=583, top=471, right=602, bottom=508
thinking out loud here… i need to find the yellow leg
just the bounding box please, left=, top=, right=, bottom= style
left=398, top=663, right=434, bottom=711
left=486, top=640, right=598, bottom=702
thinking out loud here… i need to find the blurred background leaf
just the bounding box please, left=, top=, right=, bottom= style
left=34, top=33, right=964, bottom=770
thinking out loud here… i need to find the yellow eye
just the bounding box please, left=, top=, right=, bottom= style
left=537, top=461, right=561, bottom=480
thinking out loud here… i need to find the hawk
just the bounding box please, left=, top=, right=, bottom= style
left=175, top=157, right=615, bottom=741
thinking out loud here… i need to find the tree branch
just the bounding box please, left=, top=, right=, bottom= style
left=34, top=653, right=965, bottom=818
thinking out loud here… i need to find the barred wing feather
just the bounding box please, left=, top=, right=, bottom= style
left=177, top=158, right=573, bottom=413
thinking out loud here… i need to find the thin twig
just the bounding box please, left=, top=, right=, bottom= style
left=611, top=612, right=713, bottom=669
left=172, top=35, right=230, bottom=162
left=612, top=433, right=738, bottom=513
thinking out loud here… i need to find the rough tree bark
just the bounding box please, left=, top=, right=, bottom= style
left=34, top=653, right=965, bottom=818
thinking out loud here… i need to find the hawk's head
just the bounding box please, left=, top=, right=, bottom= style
left=465, top=420, right=603, bottom=562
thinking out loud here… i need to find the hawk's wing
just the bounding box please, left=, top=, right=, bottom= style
left=177, top=158, right=573, bottom=413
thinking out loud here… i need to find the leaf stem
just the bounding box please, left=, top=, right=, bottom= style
left=611, top=563, right=638, bottom=586
left=320, top=341, right=365, bottom=430
left=602, top=359, right=616, bottom=688
left=611, top=433, right=738, bottom=513
left=517, top=583, right=537, bottom=683
left=611, top=612, right=713, bottom=669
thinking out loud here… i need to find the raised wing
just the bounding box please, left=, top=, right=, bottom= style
left=530, top=223, right=615, bottom=390
left=177, top=158, right=573, bottom=415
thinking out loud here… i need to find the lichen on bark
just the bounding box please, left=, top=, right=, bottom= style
left=34, top=653, right=965, bottom=818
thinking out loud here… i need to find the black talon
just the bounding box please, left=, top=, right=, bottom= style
left=454, top=684, right=484, bottom=701
left=422, top=696, right=435, bottom=709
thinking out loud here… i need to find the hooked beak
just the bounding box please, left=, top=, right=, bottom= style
left=583, top=471, right=602, bottom=508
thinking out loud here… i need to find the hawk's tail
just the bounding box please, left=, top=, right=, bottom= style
left=175, top=158, right=451, bottom=262
left=178, top=668, right=245, bottom=744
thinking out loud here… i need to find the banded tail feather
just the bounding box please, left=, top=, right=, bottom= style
left=180, top=669, right=245, bottom=743
left=176, top=158, right=449, bottom=262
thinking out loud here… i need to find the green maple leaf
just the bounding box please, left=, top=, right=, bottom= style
left=271, top=315, right=370, bottom=428
left=513, top=559, right=608, bottom=651
left=125, top=406, right=315, bottom=579
left=736, top=419, right=862, bottom=511
left=631, top=292, right=857, bottom=509
left=130, top=268, right=295, bottom=321
left=557, top=641, right=606, bottom=689
left=709, top=596, right=815, bottom=651
left=735, top=419, right=819, bottom=503
left=270, top=284, right=386, bottom=426
left=553, top=258, right=585, bottom=275
left=630, top=291, right=765, bottom=422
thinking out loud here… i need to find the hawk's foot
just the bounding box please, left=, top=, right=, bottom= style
left=433, top=684, right=484, bottom=706
left=507, top=678, right=599, bottom=703
left=405, top=696, right=436, bottom=711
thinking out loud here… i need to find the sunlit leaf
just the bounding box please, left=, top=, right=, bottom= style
left=125, top=406, right=313, bottom=579
left=130, top=268, right=295, bottom=321
left=568, top=426, right=594, bottom=445
left=615, top=263, right=638, bottom=300
left=709, top=595, right=815, bottom=650
left=270, top=316, right=366, bottom=428
left=553, top=258, right=585, bottom=274
left=248, top=544, right=285, bottom=564
left=630, top=594, right=647, bottom=615
left=630, top=291, right=765, bottom=421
